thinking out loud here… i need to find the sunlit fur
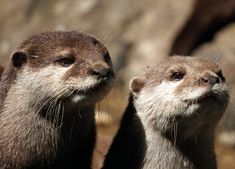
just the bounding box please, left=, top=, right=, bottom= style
left=134, top=57, right=229, bottom=136
left=134, top=56, right=229, bottom=169
left=0, top=31, right=114, bottom=169
left=102, top=56, right=229, bottom=169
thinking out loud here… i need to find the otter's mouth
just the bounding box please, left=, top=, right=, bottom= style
left=184, top=91, right=220, bottom=104
left=72, top=80, right=112, bottom=96
left=65, top=77, right=113, bottom=104
left=196, top=92, right=219, bottom=102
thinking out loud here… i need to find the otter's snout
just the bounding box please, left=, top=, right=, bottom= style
left=92, top=68, right=111, bottom=77
left=200, top=74, right=220, bottom=86
left=90, top=64, right=114, bottom=80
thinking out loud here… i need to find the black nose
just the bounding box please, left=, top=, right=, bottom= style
left=201, top=75, right=220, bottom=86
left=92, top=68, right=113, bottom=79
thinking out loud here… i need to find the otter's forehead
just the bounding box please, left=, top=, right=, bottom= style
left=169, top=56, right=219, bottom=71
left=144, top=56, right=220, bottom=83
left=17, top=31, right=107, bottom=58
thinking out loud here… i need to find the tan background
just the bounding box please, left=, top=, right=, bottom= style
left=0, top=0, right=234, bottom=168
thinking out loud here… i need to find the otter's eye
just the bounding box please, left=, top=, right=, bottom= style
left=217, top=70, right=225, bottom=82
left=170, top=72, right=185, bottom=81
left=57, top=57, right=75, bottom=67
left=103, top=52, right=111, bottom=63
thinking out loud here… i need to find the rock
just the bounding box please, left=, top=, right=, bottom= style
left=169, top=0, right=235, bottom=55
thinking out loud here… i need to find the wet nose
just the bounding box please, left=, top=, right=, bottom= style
left=92, top=67, right=113, bottom=79
left=201, top=75, right=220, bottom=86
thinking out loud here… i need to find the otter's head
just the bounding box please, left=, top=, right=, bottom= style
left=10, top=31, right=114, bottom=107
left=130, top=56, right=229, bottom=137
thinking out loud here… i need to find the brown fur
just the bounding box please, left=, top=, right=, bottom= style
left=0, top=31, right=114, bottom=169
left=102, top=56, right=229, bottom=169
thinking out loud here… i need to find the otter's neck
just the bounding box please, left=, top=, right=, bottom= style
left=103, top=95, right=217, bottom=169
left=0, top=82, right=96, bottom=169
left=143, top=124, right=216, bottom=169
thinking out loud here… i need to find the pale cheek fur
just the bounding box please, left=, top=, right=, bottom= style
left=17, top=66, right=69, bottom=97
left=135, top=81, right=184, bottom=121
left=17, top=66, right=98, bottom=98
left=178, top=87, right=207, bottom=101
left=67, top=76, right=98, bottom=92
left=135, top=80, right=208, bottom=122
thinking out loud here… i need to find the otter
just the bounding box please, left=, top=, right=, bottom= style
left=0, top=31, right=114, bottom=169
left=102, top=56, right=229, bottom=169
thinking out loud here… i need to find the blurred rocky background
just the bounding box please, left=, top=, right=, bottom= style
left=0, top=0, right=235, bottom=168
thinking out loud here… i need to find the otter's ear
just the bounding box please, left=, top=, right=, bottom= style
left=10, top=51, right=27, bottom=68
left=130, top=77, right=145, bottom=95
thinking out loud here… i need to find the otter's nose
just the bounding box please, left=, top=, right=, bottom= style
left=92, top=68, right=113, bottom=79
left=201, top=75, right=220, bottom=86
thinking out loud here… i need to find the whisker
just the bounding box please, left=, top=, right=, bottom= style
left=52, top=99, right=59, bottom=126
left=47, top=99, right=56, bottom=122
left=96, top=101, right=103, bottom=125
left=57, top=102, right=65, bottom=131
left=173, top=122, right=178, bottom=147
left=103, top=32, right=113, bottom=46
left=56, top=101, right=62, bottom=127
left=213, top=47, right=224, bottom=64
left=103, top=97, right=113, bottom=127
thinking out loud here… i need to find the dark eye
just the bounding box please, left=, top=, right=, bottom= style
left=103, top=52, right=111, bottom=63
left=57, top=57, right=75, bottom=67
left=170, top=72, right=185, bottom=81
left=217, top=70, right=225, bottom=82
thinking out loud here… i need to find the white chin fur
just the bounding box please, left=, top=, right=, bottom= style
left=72, top=95, right=86, bottom=103
left=135, top=81, right=184, bottom=119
